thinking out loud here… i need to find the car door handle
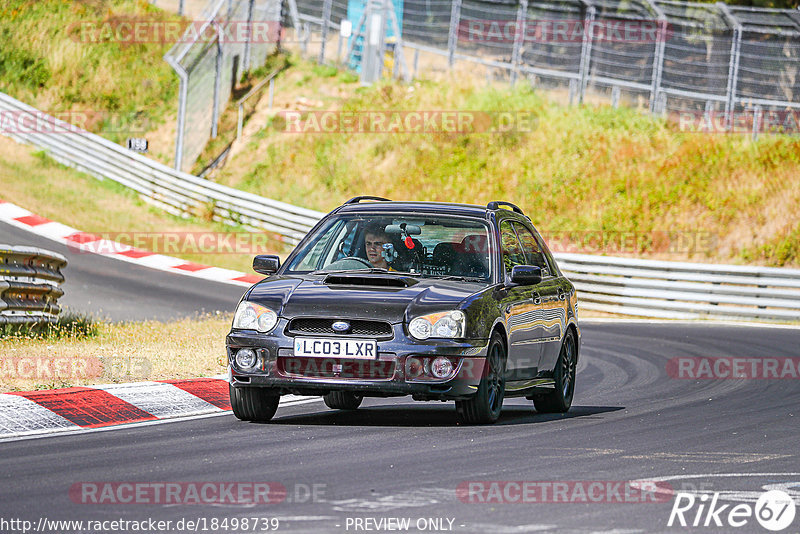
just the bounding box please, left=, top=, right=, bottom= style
left=558, top=290, right=567, bottom=301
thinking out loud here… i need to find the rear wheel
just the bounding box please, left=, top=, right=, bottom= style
left=533, top=330, right=577, bottom=413
left=229, top=384, right=280, bottom=422
left=323, top=391, right=363, bottom=410
left=456, top=332, right=506, bottom=424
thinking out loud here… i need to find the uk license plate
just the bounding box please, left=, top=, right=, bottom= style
left=293, top=337, right=378, bottom=359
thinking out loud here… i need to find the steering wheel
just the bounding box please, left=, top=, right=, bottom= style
left=325, top=256, right=374, bottom=270
left=340, top=256, right=372, bottom=267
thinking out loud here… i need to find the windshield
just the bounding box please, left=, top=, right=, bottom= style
left=285, top=213, right=494, bottom=281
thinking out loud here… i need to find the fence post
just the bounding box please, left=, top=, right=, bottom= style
left=211, top=26, right=223, bottom=139
left=752, top=104, right=762, bottom=141
left=166, top=60, right=188, bottom=171
left=611, top=86, right=621, bottom=108
left=568, top=78, right=578, bottom=105
left=578, top=4, right=596, bottom=104
left=319, top=0, right=334, bottom=64
left=243, top=0, right=255, bottom=72
left=643, top=0, right=666, bottom=113
left=447, top=0, right=462, bottom=68
left=510, top=0, right=528, bottom=86
left=718, top=3, right=742, bottom=131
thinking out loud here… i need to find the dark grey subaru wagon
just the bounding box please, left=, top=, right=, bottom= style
left=227, top=197, right=580, bottom=424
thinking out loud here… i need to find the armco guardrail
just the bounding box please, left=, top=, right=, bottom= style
left=555, top=253, right=800, bottom=321
left=0, top=92, right=324, bottom=243
left=2, top=91, right=798, bottom=322
left=0, top=245, right=67, bottom=324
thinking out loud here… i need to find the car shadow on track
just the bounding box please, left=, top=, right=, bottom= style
left=264, top=404, right=624, bottom=427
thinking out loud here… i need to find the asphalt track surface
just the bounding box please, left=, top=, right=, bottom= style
left=1, top=219, right=244, bottom=321
left=2, top=220, right=799, bottom=533
left=1, top=322, right=798, bottom=533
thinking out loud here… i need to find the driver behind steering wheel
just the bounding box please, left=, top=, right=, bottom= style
left=363, top=223, right=397, bottom=271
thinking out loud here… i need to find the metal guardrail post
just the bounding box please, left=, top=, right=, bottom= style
left=510, top=0, right=528, bottom=86
left=578, top=4, right=596, bottom=104
left=447, top=0, right=462, bottom=68
left=717, top=3, right=742, bottom=130
left=319, top=0, right=334, bottom=64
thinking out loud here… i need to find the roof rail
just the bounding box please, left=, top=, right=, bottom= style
left=487, top=201, right=524, bottom=215
left=343, top=196, right=391, bottom=205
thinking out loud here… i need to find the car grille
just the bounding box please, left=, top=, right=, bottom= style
left=287, top=318, right=393, bottom=338
left=277, top=357, right=396, bottom=380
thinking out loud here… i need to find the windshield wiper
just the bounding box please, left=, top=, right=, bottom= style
left=311, top=267, right=391, bottom=275
left=430, top=274, right=486, bottom=282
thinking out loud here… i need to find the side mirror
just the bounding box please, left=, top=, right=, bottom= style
left=510, top=265, right=542, bottom=285
left=253, top=255, right=280, bottom=275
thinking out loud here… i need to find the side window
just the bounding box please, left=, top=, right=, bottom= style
left=500, top=221, right=526, bottom=275
left=293, top=220, right=347, bottom=270
left=513, top=223, right=550, bottom=276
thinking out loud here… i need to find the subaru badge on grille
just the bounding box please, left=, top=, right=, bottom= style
left=332, top=321, right=350, bottom=333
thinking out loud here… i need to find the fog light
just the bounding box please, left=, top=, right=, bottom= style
left=431, top=356, right=454, bottom=379
left=406, top=357, right=424, bottom=378
left=235, top=348, right=257, bottom=370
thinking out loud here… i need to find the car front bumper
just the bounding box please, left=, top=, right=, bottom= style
left=226, top=320, right=490, bottom=400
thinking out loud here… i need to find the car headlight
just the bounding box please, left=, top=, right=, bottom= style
left=408, top=310, right=465, bottom=340
left=233, top=301, right=278, bottom=333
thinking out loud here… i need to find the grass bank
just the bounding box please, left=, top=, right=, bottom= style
left=0, top=0, right=179, bottom=144
left=212, top=56, right=800, bottom=267
left=0, top=136, right=287, bottom=273
left=0, top=313, right=229, bottom=392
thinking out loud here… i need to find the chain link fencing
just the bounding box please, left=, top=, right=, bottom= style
left=287, top=0, right=800, bottom=135
left=164, top=0, right=283, bottom=172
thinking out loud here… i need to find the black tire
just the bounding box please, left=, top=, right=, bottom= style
left=229, top=384, right=280, bottom=422
left=323, top=391, right=363, bottom=410
left=533, top=329, right=577, bottom=413
left=456, top=332, right=506, bottom=424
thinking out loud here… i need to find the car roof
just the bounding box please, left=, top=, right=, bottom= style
left=335, top=200, right=496, bottom=218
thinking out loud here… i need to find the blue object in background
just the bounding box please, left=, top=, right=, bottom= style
left=347, top=0, right=404, bottom=72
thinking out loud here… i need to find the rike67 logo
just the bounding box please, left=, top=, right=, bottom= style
left=668, top=490, right=796, bottom=531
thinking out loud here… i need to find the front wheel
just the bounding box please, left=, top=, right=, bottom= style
left=455, top=332, right=506, bottom=424
left=323, top=391, right=363, bottom=410
left=230, top=384, right=280, bottom=422
left=533, top=330, right=577, bottom=413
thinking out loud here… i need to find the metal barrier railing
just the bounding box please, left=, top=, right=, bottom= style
left=0, top=92, right=325, bottom=244
left=2, top=89, right=798, bottom=322
left=556, top=253, right=800, bottom=321
left=0, top=245, right=67, bottom=324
